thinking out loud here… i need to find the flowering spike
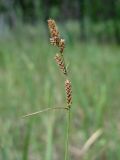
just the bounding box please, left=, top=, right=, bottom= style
left=48, top=19, right=60, bottom=46
left=54, top=54, right=67, bottom=75
left=65, top=79, right=72, bottom=107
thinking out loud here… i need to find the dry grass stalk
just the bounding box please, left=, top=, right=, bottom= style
left=70, top=129, right=103, bottom=158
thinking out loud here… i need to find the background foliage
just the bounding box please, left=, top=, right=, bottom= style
left=0, top=0, right=120, bottom=160
left=0, top=0, right=120, bottom=43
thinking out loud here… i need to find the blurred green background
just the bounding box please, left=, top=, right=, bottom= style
left=0, top=0, right=120, bottom=160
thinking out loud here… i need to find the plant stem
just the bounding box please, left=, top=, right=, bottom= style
left=22, top=107, right=66, bottom=118
left=22, top=119, right=33, bottom=160
left=64, top=108, right=71, bottom=160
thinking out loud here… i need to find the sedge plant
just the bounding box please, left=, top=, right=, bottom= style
left=23, top=19, right=72, bottom=160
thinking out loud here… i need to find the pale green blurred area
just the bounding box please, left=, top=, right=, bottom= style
left=0, top=23, right=120, bottom=160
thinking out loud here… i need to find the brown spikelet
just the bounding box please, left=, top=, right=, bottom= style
left=54, top=53, right=67, bottom=75
left=48, top=19, right=65, bottom=53
left=47, top=19, right=59, bottom=37
left=65, top=79, right=72, bottom=107
left=48, top=19, right=60, bottom=46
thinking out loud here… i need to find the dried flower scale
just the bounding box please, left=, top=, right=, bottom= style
left=59, top=38, right=65, bottom=53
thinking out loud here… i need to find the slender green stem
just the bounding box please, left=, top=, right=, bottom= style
left=22, top=107, right=66, bottom=118
left=64, top=108, right=71, bottom=160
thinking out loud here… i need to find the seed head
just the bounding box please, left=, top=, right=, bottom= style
left=48, top=19, right=60, bottom=46
left=65, top=79, right=72, bottom=107
left=54, top=54, right=67, bottom=75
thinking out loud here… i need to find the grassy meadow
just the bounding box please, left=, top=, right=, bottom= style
left=0, top=23, right=120, bottom=160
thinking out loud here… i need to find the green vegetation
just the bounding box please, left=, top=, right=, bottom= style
left=1, top=0, right=120, bottom=43
left=0, top=24, right=120, bottom=160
